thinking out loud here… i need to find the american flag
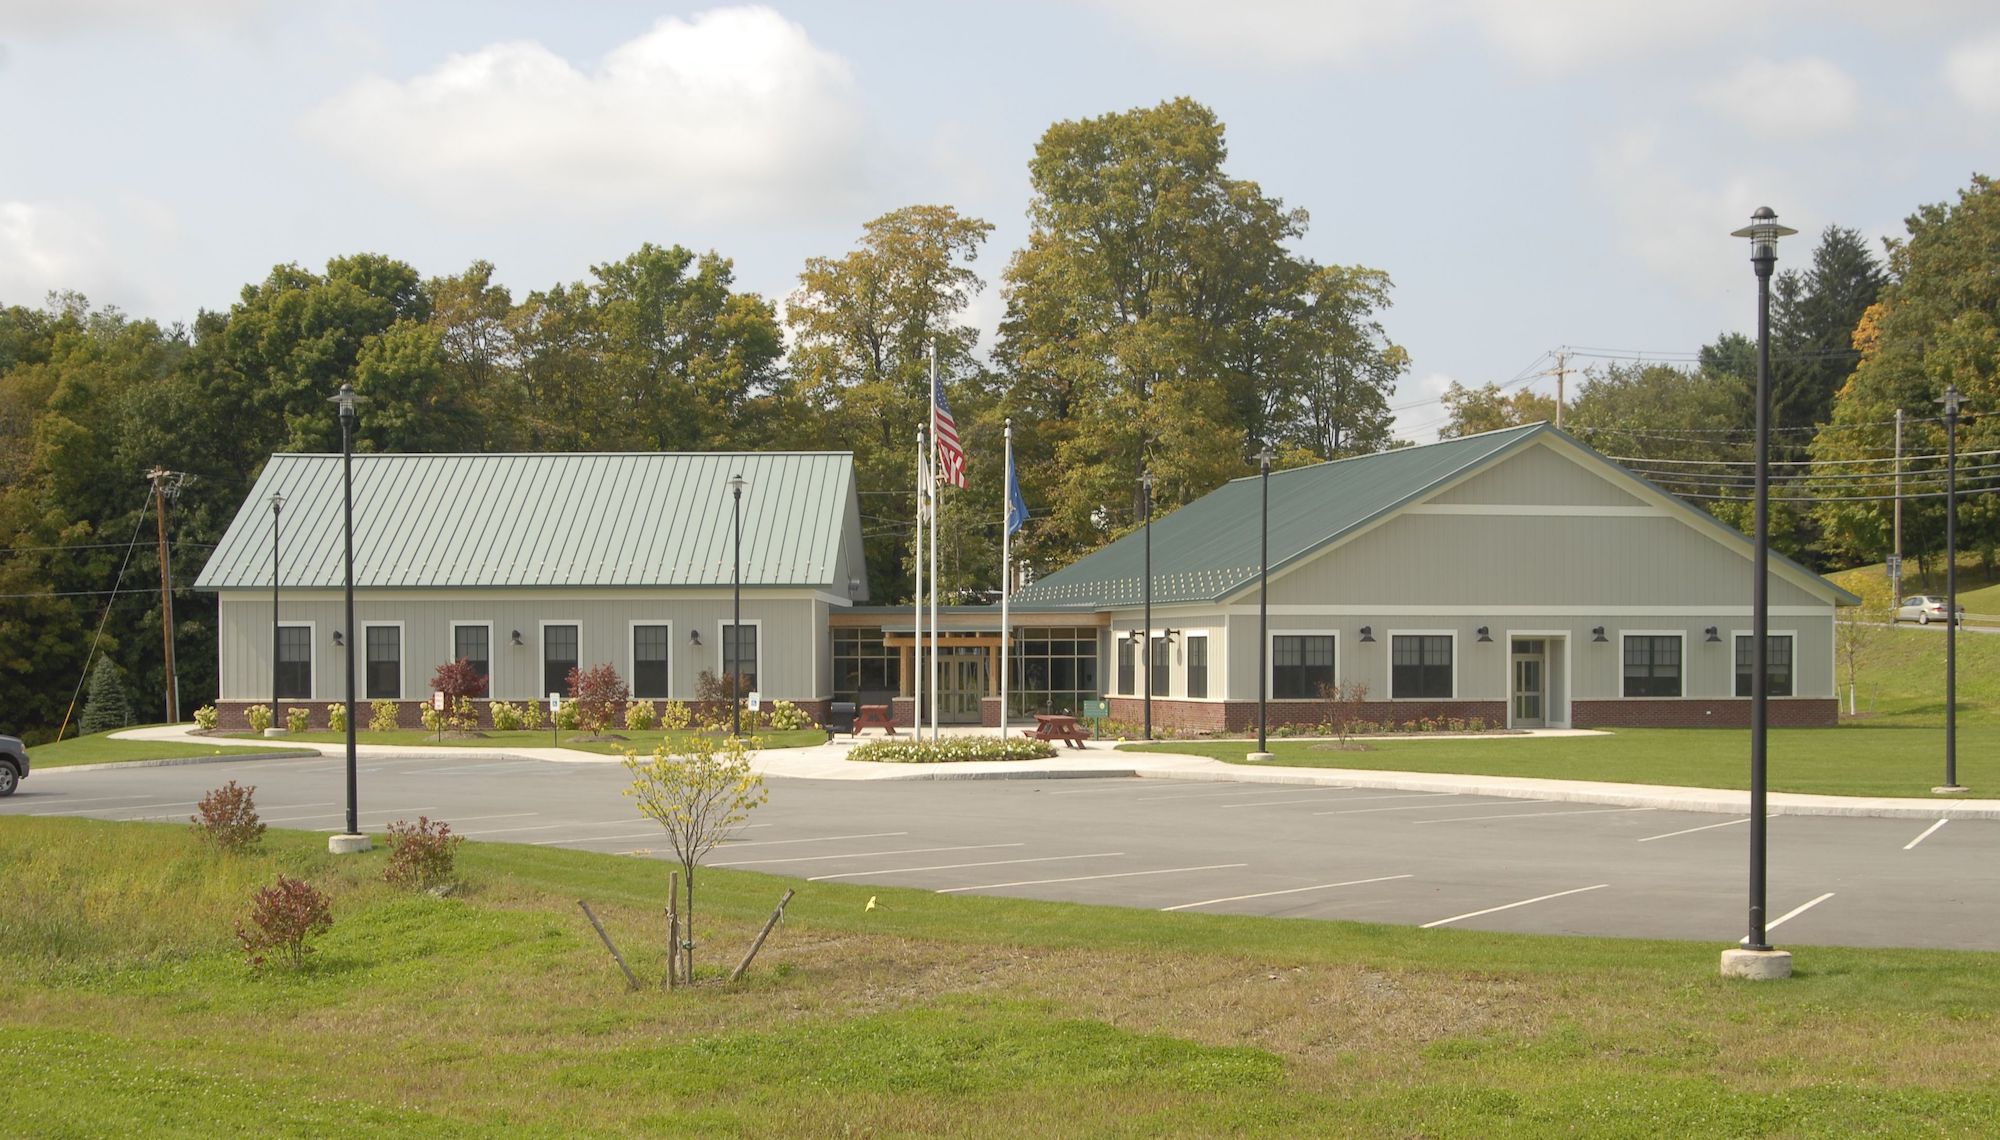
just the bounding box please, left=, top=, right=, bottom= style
left=932, top=372, right=967, bottom=488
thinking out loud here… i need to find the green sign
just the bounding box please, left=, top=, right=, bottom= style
left=1082, top=699, right=1109, bottom=720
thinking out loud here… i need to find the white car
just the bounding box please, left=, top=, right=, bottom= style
left=1896, top=595, right=1965, bottom=625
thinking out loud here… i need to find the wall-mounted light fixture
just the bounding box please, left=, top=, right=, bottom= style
left=1592, top=626, right=1608, bottom=643
left=1358, top=625, right=1375, bottom=642
left=510, top=629, right=524, bottom=646
left=1158, top=628, right=1179, bottom=643
left=689, top=629, right=703, bottom=647
left=1476, top=626, right=1493, bottom=643
left=1705, top=625, right=1721, bottom=643
left=332, top=630, right=344, bottom=648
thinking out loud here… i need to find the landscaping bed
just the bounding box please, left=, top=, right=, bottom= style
left=849, top=737, right=1059, bottom=764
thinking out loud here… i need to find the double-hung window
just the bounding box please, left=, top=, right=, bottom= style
left=276, top=625, right=312, bottom=699
left=1116, top=636, right=1135, bottom=696
left=1149, top=636, right=1171, bottom=697
left=1272, top=635, right=1334, bottom=699
left=1391, top=634, right=1453, bottom=699
left=1734, top=635, right=1793, bottom=697
left=1186, top=635, right=1208, bottom=698
left=544, top=624, right=579, bottom=697
left=722, top=624, right=759, bottom=694
left=364, top=625, right=402, bottom=700
left=453, top=624, right=490, bottom=690
left=1622, top=635, right=1682, bottom=697
left=633, top=624, right=671, bottom=699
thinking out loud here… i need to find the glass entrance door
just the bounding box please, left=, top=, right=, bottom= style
left=1510, top=639, right=1545, bottom=728
left=938, top=650, right=986, bottom=724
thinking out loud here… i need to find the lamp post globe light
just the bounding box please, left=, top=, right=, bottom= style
left=1141, top=469, right=1154, bottom=742
left=328, top=383, right=368, bottom=855
left=729, top=473, right=747, bottom=740
left=1722, top=206, right=1795, bottom=979
left=1939, top=386, right=1969, bottom=794
left=1253, top=446, right=1275, bottom=759
left=269, top=491, right=284, bottom=736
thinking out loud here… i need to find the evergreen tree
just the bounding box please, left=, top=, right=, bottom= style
left=79, top=656, right=132, bottom=734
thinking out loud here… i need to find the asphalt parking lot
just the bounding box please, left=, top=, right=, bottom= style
left=8, top=752, right=1997, bottom=950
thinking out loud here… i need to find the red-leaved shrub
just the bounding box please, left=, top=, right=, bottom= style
left=191, top=779, right=266, bottom=853
left=383, top=816, right=464, bottom=889
left=236, top=875, right=333, bottom=969
left=564, top=662, right=629, bottom=735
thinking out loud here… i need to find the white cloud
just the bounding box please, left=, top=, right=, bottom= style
left=301, top=7, right=870, bottom=222
left=0, top=200, right=112, bottom=303
left=0, top=0, right=267, bottom=36
left=1469, top=0, right=1744, bottom=70
left=1391, top=371, right=1459, bottom=444
left=1699, top=57, right=1861, bottom=134
left=1097, top=0, right=1434, bottom=64
left=1589, top=128, right=1787, bottom=297
left=1943, top=32, right=2000, bottom=112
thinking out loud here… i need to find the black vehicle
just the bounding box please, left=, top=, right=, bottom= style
left=0, top=735, right=27, bottom=796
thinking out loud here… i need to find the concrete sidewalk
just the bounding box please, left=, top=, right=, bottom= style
left=107, top=724, right=2000, bottom=821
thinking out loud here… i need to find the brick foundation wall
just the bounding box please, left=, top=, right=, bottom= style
left=1572, top=699, right=1837, bottom=728
left=1102, top=697, right=1837, bottom=733
left=214, top=696, right=833, bottom=732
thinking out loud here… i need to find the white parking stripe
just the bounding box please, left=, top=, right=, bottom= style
left=426, top=812, right=540, bottom=825
left=1213, top=789, right=1382, bottom=808
left=1314, top=798, right=1551, bottom=817
left=1412, top=807, right=1655, bottom=825
left=718, top=831, right=908, bottom=849
left=1131, top=787, right=1297, bottom=803
left=534, top=831, right=662, bottom=846
left=1045, top=781, right=1205, bottom=796
left=1161, top=874, right=1415, bottom=912
left=264, top=805, right=434, bottom=824
left=1740, top=893, right=1835, bottom=943
left=938, top=863, right=1249, bottom=893
left=1904, top=820, right=1949, bottom=850
left=35, top=799, right=203, bottom=816
left=1420, top=884, right=1609, bottom=929
left=711, top=843, right=1023, bottom=868
left=807, top=852, right=1125, bottom=882
left=1638, top=817, right=1749, bottom=843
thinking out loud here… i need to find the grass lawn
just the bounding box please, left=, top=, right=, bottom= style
left=1124, top=625, right=1999, bottom=798
left=237, top=727, right=829, bottom=753
left=28, top=728, right=294, bottom=770
left=5, top=817, right=1998, bottom=1136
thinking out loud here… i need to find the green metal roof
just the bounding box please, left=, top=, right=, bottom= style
left=194, top=452, right=863, bottom=591
left=1011, top=422, right=1859, bottom=610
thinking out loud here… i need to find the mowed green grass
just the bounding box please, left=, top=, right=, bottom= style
left=1125, top=625, right=2000, bottom=797
left=27, top=728, right=293, bottom=769
left=5, top=818, right=1999, bottom=1136
left=244, top=727, right=829, bottom=753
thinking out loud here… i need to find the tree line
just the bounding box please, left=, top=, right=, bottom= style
left=0, top=97, right=1410, bottom=741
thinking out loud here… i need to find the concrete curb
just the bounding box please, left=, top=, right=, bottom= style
left=42, top=749, right=323, bottom=774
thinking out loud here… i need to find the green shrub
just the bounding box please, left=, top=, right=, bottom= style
left=326, top=703, right=347, bottom=733
left=661, top=700, right=693, bottom=731
left=554, top=701, right=580, bottom=731
left=245, top=704, right=273, bottom=733
left=420, top=704, right=445, bottom=732
left=285, top=706, right=310, bottom=733
left=766, top=699, right=815, bottom=731
left=849, top=737, right=1057, bottom=764
left=369, top=700, right=400, bottom=733
left=193, top=705, right=220, bottom=731
left=625, top=700, right=658, bottom=732
left=191, top=779, right=266, bottom=853
left=79, top=657, right=132, bottom=734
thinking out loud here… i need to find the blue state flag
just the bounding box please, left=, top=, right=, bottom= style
left=1006, top=456, right=1029, bottom=536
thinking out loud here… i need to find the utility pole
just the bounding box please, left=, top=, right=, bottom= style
left=147, top=468, right=182, bottom=724
left=1537, top=348, right=1572, bottom=429
left=1892, top=409, right=1904, bottom=601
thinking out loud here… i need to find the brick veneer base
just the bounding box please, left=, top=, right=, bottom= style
left=1571, top=699, right=1837, bottom=728
left=1103, top=697, right=1839, bottom=733
left=213, top=697, right=833, bottom=733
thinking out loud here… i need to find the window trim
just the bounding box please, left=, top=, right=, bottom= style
left=1148, top=632, right=1173, bottom=698
left=361, top=620, right=406, bottom=701
left=539, top=619, right=581, bottom=699
left=1184, top=631, right=1209, bottom=700
left=1268, top=628, right=1339, bottom=701
left=1731, top=629, right=1797, bottom=698
left=448, top=620, right=493, bottom=694
left=628, top=619, right=674, bottom=701
left=1115, top=632, right=1136, bottom=696
left=715, top=618, right=764, bottom=695
left=276, top=620, right=315, bottom=701
left=1387, top=628, right=1457, bottom=701
left=1619, top=630, right=1685, bottom=699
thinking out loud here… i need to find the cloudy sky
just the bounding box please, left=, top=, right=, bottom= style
left=4, top=0, right=1997, bottom=440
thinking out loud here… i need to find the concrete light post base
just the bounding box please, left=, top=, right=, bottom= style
left=328, top=833, right=372, bottom=855
left=1933, top=785, right=1971, bottom=795
left=1247, top=751, right=1275, bottom=763
left=263, top=728, right=286, bottom=738
left=1720, top=947, right=1792, bottom=980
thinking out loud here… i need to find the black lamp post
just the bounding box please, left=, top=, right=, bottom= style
left=330, top=382, right=363, bottom=849
left=269, top=491, right=284, bottom=731
left=729, top=473, right=746, bottom=739
left=1141, top=469, right=1153, bottom=741
left=1730, top=205, right=1795, bottom=964
left=1941, top=385, right=1967, bottom=792
left=1257, top=445, right=1274, bottom=755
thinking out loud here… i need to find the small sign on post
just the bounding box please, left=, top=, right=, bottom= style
left=549, top=692, right=561, bottom=746
left=747, top=691, right=762, bottom=713
left=432, top=690, right=447, bottom=741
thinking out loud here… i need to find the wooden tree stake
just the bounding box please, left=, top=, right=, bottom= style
left=577, top=899, right=639, bottom=991
left=729, top=888, right=796, bottom=983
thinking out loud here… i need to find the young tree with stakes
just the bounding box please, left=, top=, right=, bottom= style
left=623, top=734, right=767, bottom=981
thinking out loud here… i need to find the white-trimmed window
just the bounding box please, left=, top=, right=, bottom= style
left=1622, top=633, right=1682, bottom=698
left=632, top=622, right=672, bottom=700
left=542, top=622, right=579, bottom=697
left=1272, top=633, right=1336, bottom=699
left=1116, top=634, right=1135, bottom=696
left=1186, top=633, right=1209, bottom=699
left=1391, top=633, right=1454, bottom=699
left=276, top=622, right=313, bottom=700
left=720, top=621, right=760, bottom=694
left=1149, top=635, right=1171, bottom=697
left=363, top=622, right=403, bottom=700
left=1734, top=633, right=1794, bottom=698
left=451, top=622, right=491, bottom=689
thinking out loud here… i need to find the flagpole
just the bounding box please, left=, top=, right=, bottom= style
left=928, top=341, right=941, bottom=742
left=913, top=425, right=924, bottom=741
left=1001, top=419, right=1012, bottom=739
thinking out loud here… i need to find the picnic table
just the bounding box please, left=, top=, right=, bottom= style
left=1032, top=713, right=1090, bottom=749
left=852, top=704, right=897, bottom=737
